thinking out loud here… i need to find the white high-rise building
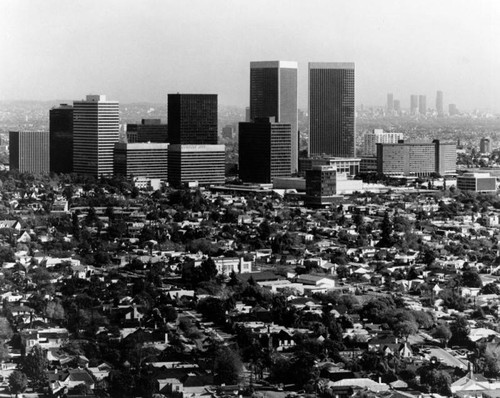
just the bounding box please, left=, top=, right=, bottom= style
left=363, top=129, right=403, bottom=156
left=73, top=95, right=119, bottom=177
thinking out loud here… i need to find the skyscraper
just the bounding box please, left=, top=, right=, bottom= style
left=309, top=62, right=355, bottom=157
left=50, top=104, right=73, bottom=173
left=387, top=93, right=394, bottom=112
left=114, top=142, right=169, bottom=179
left=9, top=131, right=50, bottom=174
left=250, top=61, right=298, bottom=173
left=126, top=119, right=168, bottom=143
left=167, top=94, right=217, bottom=145
left=238, top=117, right=292, bottom=183
left=393, top=100, right=401, bottom=113
left=73, top=95, right=119, bottom=177
left=436, top=91, right=444, bottom=116
left=419, top=95, right=427, bottom=115
left=480, top=137, right=491, bottom=154
left=410, top=95, right=418, bottom=115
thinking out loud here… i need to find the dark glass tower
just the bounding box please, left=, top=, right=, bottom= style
left=238, top=117, right=292, bottom=183
left=50, top=104, right=73, bottom=173
left=9, top=131, right=50, bottom=174
left=250, top=61, right=298, bottom=173
left=309, top=62, right=355, bottom=157
left=167, top=94, right=217, bottom=145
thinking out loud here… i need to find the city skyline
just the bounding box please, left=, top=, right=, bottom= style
left=0, top=0, right=499, bottom=112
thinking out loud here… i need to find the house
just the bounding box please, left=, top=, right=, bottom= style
left=48, top=368, right=96, bottom=396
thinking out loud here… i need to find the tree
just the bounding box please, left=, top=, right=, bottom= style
left=449, top=316, right=471, bottom=348
left=433, top=322, right=452, bottom=347
left=378, top=212, right=393, bottom=247
left=45, top=300, right=66, bottom=320
left=214, top=346, right=243, bottom=384
left=394, top=320, right=418, bottom=341
left=21, top=345, right=48, bottom=388
left=480, top=283, right=500, bottom=295
left=8, top=370, right=28, bottom=397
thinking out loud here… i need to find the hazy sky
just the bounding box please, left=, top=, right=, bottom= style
left=1, top=0, right=499, bottom=111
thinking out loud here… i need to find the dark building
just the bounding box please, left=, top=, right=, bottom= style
left=250, top=61, right=298, bottom=173
left=9, top=131, right=50, bottom=174
left=410, top=95, right=418, bottom=115
left=305, top=165, right=339, bottom=207
left=114, top=143, right=169, bottom=179
left=222, top=125, right=234, bottom=140
left=309, top=62, right=355, bottom=157
left=126, top=119, right=168, bottom=143
left=419, top=95, right=427, bottom=115
left=238, top=117, right=291, bottom=183
left=49, top=104, right=73, bottom=173
left=167, top=94, right=217, bottom=145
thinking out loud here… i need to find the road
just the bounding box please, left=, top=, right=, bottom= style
left=427, top=347, right=468, bottom=370
left=183, top=310, right=234, bottom=343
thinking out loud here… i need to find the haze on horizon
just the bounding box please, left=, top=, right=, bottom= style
left=1, top=0, right=499, bottom=112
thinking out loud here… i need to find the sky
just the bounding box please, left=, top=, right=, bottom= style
left=1, top=0, right=499, bottom=111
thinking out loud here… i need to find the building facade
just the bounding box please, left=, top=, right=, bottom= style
left=49, top=104, right=73, bottom=173
left=436, top=91, right=444, bottom=116
left=73, top=95, right=119, bottom=177
left=167, top=94, right=217, bottom=145
left=457, top=173, right=496, bottom=192
left=377, top=140, right=456, bottom=176
left=126, top=119, right=168, bottom=143
left=238, top=117, right=292, bottom=183
left=299, top=157, right=360, bottom=177
left=362, top=129, right=403, bottom=156
left=387, top=93, right=394, bottom=112
left=250, top=61, right=298, bottom=173
left=309, top=62, right=355, bottom=157
left=168, top=144, right=225, bottom=187
left=418, top=95, right=427, bottom=115
left=480, top=138, right=491, bottom=154
left=410, top=95, right=418, bottom=115
left=114, top=143, right=169, bottom=180
left=9, top=131, right=50, bottom=174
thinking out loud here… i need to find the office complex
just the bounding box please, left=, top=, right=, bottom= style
left=299, top=156, right=360, bottom=177
left=114, top=143, right=169, bottom=180
left=167, top=94, right=217, bottom=145
left=9, top=131, right=50, bottom=174
left=436, top=91, right=444, bottom=116
left=362, top=129, right=403, bottom=156
left=457, top=173, right=496, bottom=193
left=387, top=93, right=394, bottom=112
left=49, top=104, right=73, bottom=173
left=419, top=95, right=427, bottom=115
left=168, top=145, right=225, bottom=187
left=309, top=62, right=355, bottom=157
left=480, top=138, right=491, bottom=154
left=250, top=61, right=298, bottom=173
left=305, top=165, right=338, bottom=207
left=410, top=95, right=418, bottom=115
left=238, top=117, right=292, bottom=183
left=377, top=140, right=456, bottom=176
left=393, top=100, right=401, bottom=113
left=126, top=119, right=168, bottom=143
left=73, top=95, right=119, bottom=177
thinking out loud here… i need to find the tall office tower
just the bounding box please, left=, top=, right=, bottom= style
left=480, top=137, right=491, bottom=154
left=250, top=61, right=298, bottom=173
left=238, top=117, right=292, bottom=183
left=309, top=62, right=355, bottom=157
left=410, top=95, right=419, bottom=115
left=436, top=91, right=444, bottom=116
left=362, top=129, right=403, bottom=156
left=245, top=107, right=251, bottom=122
left=393, top=100, right=401, bottom=113
left=126, top=119, right=168, bottom=143
left=114, top=143, right=169, bottom=179
left=222, top=125, right=234, bottom=139
left=9, top=131, right=49, bottom=174
left=167, top=94, right=217, bottom=145
left=419, top=95, right=427, bottom=115
left=49, top=104, right=73, bottom=173
left=168, top=145, right=225, bottom=187
left=305, top=165, right=338, bottom=207
left=73, top=95, right=119, bottom=177
left=387, top=93, right=394, bottom=112
left=449, top=104, right=459, bottom=116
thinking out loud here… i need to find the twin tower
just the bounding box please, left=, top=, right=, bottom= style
left=241, top=61, right=355, bottom=183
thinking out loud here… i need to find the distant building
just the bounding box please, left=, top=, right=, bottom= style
left=114, top=142, right=169, bottom=180
left=299, top=156, right=360, bottom=177
left=436, top=91, right=444, bottom=116
left=377, top=140, right=456, bottom=176
left=250, top=61, right=298, bottom=173
left=49, top=104, right=73, bottom=173
left=309, top=62, right=355, bottom=157
left=73, top=95, right=119, bottom=177
left=9, top=131, right=50, bottom=174
left=168, top=144, right=225, bottom=187
left=239, top=117, right=291, bottom=183
left=457, top=173, right=496, bottom=192
left=410, top=95, right=418, bottom=115
left=362, top=129, right=403, bottom=156
left=480, top=138, right=491, bottom=154
left=419, top=95, right=427, bottom=115
left=360, top=156, right=378, bottom=173
left=387, top=93, right=394, bottom=112
left=167, top=94, right=217, bottom=145
left=126, top=119, right=168, bottom=143
left=449, top=104, right=459, bottom=116
left=393, top=99, right=401, bottom=113
left=222, top=125, right=234, bottom=139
